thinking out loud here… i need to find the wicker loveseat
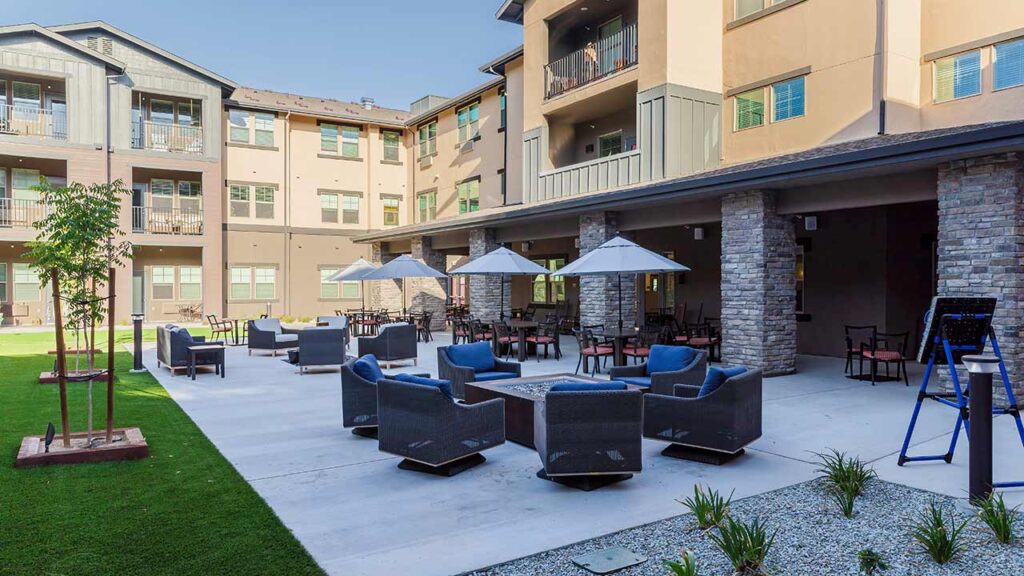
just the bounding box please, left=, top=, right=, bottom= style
left=156, top=325, right=224, bottom=376
left=357, top=322, right=417, bottom=366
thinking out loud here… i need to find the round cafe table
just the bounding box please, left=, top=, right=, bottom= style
left=508, top=320, right=538, bottom=362
left=596, top=329, right=638, bottom=367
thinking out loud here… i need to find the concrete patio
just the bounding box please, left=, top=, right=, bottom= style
left=143, top=334, right=1024, bottom=576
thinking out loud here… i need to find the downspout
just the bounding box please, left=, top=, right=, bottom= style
left=878, top=0, right=887, bottom=135
left=104, top=73, right=125, bottom=185
left=284, top=111, right=291, bottom=316
left=489, top=65, right=510, bottom=206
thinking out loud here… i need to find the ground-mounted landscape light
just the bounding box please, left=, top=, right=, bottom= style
left=963, top=354, right=999, bottom=503
left=131, top=313, right=146, bottom=373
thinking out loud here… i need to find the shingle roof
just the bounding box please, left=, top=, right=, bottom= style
left=228, top=87, right=413, bottom=128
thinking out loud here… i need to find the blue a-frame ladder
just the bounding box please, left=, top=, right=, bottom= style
left=898, top=311, right=1024, bottom=489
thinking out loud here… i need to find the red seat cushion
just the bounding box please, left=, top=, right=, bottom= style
left=581, top=346, right=614, bottom=356
left=497, top=336, right=518, bottom=343
left=527, top=336, right=556, bottom=343
left=673, top=336, right=689, bottom=343
left=863, top=350, right=902, bottom=361
left=624, top=347, right=651, bottom=357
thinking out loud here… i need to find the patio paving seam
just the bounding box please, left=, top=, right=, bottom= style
left=246, top=455, right=399, bottom=483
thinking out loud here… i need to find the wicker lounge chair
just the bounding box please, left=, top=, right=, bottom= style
left=247, top=318, right=299, bottom=356
left=296, top=328, right=345, bottom=373
left=156, top=325, right=224, bottom=376
left=437, top=341, right=522, bottom=399
left=377, top=378, right=505, bottom=476
left=535, top=382, right=643, bottom=490
left=357, top=322, right=417, bottom=366
left=643, top=367, right=763, bottom=464
left=608, top=345, right=706, bottom=394
left=340, top=355, right=429, bottom=438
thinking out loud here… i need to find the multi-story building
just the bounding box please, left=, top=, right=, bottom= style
left=5, top=2, right=1024, bottom=387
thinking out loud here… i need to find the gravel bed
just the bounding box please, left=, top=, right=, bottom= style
left=466, top=479, right=1024, bottom=576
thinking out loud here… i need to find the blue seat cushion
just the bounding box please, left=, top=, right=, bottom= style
left=353, top=354, right=386, bottom=383
left=395, top=373, right=454, bottom=400
left=617, top=376, right=651, bottom=388
left=646, top=345, right=696, bottom=375
left=447, top=342, right=495, bottom=372
left=473, top=371, right=519, bottom=382
left=699, top=366, right=747, bottom=398
left=550, top=381, right=628, bottom=392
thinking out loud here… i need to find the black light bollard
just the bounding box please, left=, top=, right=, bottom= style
left=963, top=354, right=999, bottom=503
left=130, top=313, right=146, bottom=373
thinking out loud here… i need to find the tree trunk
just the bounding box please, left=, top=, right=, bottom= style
left=106, top=267, right=116, bottom=443
left=50, top=270, right=71, bottom=448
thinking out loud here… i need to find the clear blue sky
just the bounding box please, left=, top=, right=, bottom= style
left=9, top=0, right=522, bottom=111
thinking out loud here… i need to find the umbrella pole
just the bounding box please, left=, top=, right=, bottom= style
left=617, top=274, right=623, bottom=332
left=499, top=273, right=505, bottom=322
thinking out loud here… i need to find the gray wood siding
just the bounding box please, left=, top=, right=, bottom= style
left=637, top=83, right=722, bottom=181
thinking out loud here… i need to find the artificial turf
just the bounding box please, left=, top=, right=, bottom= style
left=0, top=330, right=325, bottom=576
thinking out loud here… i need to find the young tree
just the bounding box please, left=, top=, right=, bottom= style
left=26, top=178, right=132, bottom=447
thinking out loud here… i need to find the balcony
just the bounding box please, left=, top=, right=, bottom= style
left=132, top=206, right=204, bottom=235
left=0, top=198, right=48, bottom=229
left=131, top=121, right=204, bottom=155
left=534, top=149, right=641, bottom=203
left=0, top=105, right=67, bottom=140
left=544, top=22, right=638, bottom=100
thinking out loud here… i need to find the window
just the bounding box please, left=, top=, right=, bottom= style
left=12, top=169, right=41, bottom=201
left=795, top=244, right=805, bottom=314
left=150, top=178, right=174, bottom=211
left=342, top=281, right=360, bottom=299
left=179, top=266, right=202, bottom=300
left=382, top=130, right=401, bottom=162
left=229, top=185, right=250, bottom=217
left=418, top=121, right=437, bottom=158
left=598, top=132, right=623, bottom=158
left=457, top=103, right=480, bottom=144
left=383, top=198, right=400, bottom=226
left=341, top=194, right=359, bottom=224
left=341, top=126, right=360, bottom=158
left=0, top=264, right=6, bottom=302
left=994, top=38, right=1024, bottom=91
left=418, top=190, right=437, bottom=222
left=320, top=124, right=338, bottom=153
left=735, top=0, right=786, bottom=19
left=531, top=258, right=566, bottom=304
left=150, top=99, right=174, bottom=124
left=13, top=263, right=37, bottom=302
left=320, top=267, right=340, bottom=299
left=254, top=112, right=274, bottom=146
left=321, top=193, right=339, bottom=223
left=499, top=89, right=507, bottom=130
left=254, top=267, right=276, bottom=299
left=12, top=81, right=41, bottom=116
left=255, top=186, right=274, bottom=219
left=230, top=267, right=251, bottom=300
left=934, top=50, right=981, bottom=103
left=457, top=179, right=480, bottom=214
left=151, top=266, right=174, bottom=300
left=735, top=87, right=765, bottom=130
left=178, top=181, right=201, bottom=213
left=772, top=76, right=805, bottom=122
left=229, top=109, right=250, bottom=143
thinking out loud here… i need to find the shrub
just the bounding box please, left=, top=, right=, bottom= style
left=911, top=501, right=968, bottom=564
left=814, top=449, right=876, bottom=517
left=664, top=549, right=698, bottom=576
left=857, top=548, right=889, bottom=575
left=679, top=485, right=733, bottom=531
left=707, top=516, right=775, bottom=575
left=975, top=492, right=1019, bottom=544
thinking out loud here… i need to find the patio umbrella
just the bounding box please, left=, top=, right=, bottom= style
left=552, top=236, right=690, bottom=331
left=326, top=257, right=378, bottom=310
left=448, top=247, right=550, bottom=321
left=362, top=254, right=448, bottom=316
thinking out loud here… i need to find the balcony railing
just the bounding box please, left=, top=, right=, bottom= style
left=0, top=105, right=68, bottom=140
left=533, top=150, right=641, bottom=203
left=132, top=206, right=204, bottom=235
left=131, top=121, right=204, bottom=155
left=0, top=198, right=49, bottom=229
left=544, top=23, right=638, bottom=100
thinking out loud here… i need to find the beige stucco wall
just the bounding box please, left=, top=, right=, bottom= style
left=504, top=56, right=526, bottom=205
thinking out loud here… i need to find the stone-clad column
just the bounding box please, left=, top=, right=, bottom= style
left=468, top=228, right=511, bottom=321
left=578, top=212, right=637, bottom=330
left=720, top=190, right=796, bottom=376
left=369, top=242, right=403, bottom=312
left=937, top=153, right=1024, bottom=395
left=410, top=236, right=448, bottom=330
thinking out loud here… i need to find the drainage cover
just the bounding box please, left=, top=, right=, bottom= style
left=570, top=546, right=646, bottom=574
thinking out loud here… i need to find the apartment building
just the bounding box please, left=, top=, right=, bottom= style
left=0, top=21, right=233, bottom=325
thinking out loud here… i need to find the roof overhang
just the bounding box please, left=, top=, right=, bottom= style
left=496, top=0, right=525, bottom=24
left=223, top=97, right=408, bottom=130
left=405, top=76, right=505, bottom=127
left=479, top=45, right=524, bottom=75
left=354, top=121, right=1024, bottom=244
left=0, top=23, right=125, bottom=73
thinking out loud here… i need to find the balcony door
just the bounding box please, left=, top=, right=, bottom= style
left=44, top=93, right=66, bottom=140
left=598, top=16, right=623, bottom=76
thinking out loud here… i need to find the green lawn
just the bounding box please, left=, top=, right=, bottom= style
left=0, top=330, right=325, bottom=576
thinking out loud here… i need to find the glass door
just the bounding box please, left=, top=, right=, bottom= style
left=598, top=16, right=623, bottom=76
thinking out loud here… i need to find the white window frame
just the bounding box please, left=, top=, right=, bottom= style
left=734, top=87, right=766, bottom=131
left=382, top=198, right=400, bottom=226
left=320, top=267, right=340, bottom=299
left=254, top=267, right=276, bottom=300
left=13, top=263, right=37, bottom=302
left=151, top=266, right=175, bottom=301
left=933, top=50, right=982, bottom=104
left=597, top=130, right=623, bottom=158
left=770, top=76, right=806, bottom=123
left=382, top=130, right=401, bottom=162
left=321, top=193, right=339, bottom=223
left=179, top=266, right=202, bottom=300
left=457, top=102, right=480, bottom=145
left=229, top=185, right=251, bottom=218
left=254, top=112, right=274, bottom=147
left=341, top=194, right=360, bottom=224
left=254, top=186, right=274, bottom=219
left=341, top=126, right=360, bottom=158
left=230, top=266, right=252, bottom=300
left=320, top=124, right=338, bottom=153
left=418, top=121, right=437, bottom=158
left=229, top=109, right=250, bottom=143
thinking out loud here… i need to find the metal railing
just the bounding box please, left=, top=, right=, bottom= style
left=544, top=23, right=638, bottom=100
left=0, top=198, right=49, bottom=228
left=0, top=104, right=68, bottom=140
left=131, top=206, right=204, bottom=235
left=131, top=120, right=204, bottom=155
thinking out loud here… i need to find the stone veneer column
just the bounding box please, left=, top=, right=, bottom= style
left=937, top=153, right=1024, bottom=394
left=369, top=242, right=403, bottom=312
left=468, top=228, right=511, bottom=321
left=720, top=190, right=797, bottom=376
left=409, top=236, right=448, bottom=330
left=578, top=212, right=637, bottom=330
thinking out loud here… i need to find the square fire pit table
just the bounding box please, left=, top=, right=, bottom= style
left=464, top=374, right=644, bottom=448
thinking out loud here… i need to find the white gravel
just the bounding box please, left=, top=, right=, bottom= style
left=465, top=479, right=1024, bottom=576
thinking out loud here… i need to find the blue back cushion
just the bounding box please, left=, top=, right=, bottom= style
left=447, top=342, right=495, bottom=372
left=549, top=381, right=628, bottom=392
left=699, top=366, right=747, bottom=398
left=647, top=345, right=696, bottom=375
left=178, top=328, right=195, bottom=344
left=395, top=373, right=454, bottom=400
left=353, top=354, right=385, bottom=383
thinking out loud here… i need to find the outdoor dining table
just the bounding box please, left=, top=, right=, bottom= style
left=508, top=319, right=538, bottom=362
left=596, top=329, right=639, bottom=367
left=222, top=318, right=244, bottom=346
